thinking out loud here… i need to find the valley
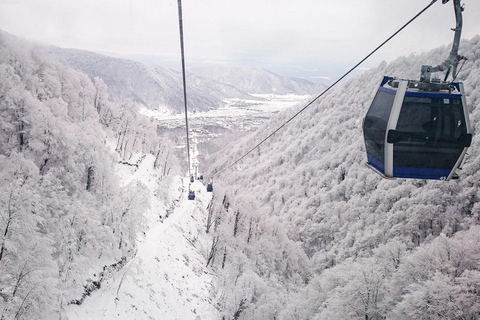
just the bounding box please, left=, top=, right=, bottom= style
left=141, top=94, right=312, bottom=143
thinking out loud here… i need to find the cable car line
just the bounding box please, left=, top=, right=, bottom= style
left=212, top=0, right=440, bottom=178
left=177, top=0, right=192, bottom=181
left=177, top=0, right=197, bottom=198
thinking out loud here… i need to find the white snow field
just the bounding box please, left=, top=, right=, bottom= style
left=66, top=155, right=219, bottom=320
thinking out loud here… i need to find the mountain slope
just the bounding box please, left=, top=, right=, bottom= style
left=48, top=47, right=224, bottom=112
left=0, top=29, right=187, bottom=318
left=202, top=35, right=480, bottom=319
left=66, top=171, right=219, bottom=320
left=190, top=64, right=326, bottom=95
left=49, top=47, right=325, bottom=114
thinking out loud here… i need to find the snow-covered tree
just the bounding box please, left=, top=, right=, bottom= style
left=0, top=30, right=181, bottom=317
left=205, top=35, right=480, bottom=319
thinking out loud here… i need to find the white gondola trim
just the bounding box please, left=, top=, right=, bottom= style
left=447, top=82, right=471, bottom=181
left=447, top=148, right=468, bottom=180
left=459, top=83, right=472, bottom=133
left=384, top=80, right=408, bottom=177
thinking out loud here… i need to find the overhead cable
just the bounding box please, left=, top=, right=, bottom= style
left=177, top=0, right=192, bottom=178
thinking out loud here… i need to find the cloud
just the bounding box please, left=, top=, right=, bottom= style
left=0, top=0, right=478, bottom=79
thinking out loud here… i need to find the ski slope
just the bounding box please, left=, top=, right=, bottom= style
left=66, top=159, right=219, bottom=319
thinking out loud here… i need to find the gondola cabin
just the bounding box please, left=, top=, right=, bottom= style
left=188, top=190, right=195, bottom=200
left=363, top=76, right=472, bottom=180
left=206, top=183, right=213, bottom=192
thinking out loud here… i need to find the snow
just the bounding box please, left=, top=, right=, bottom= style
left=200, top=36, right=480, bottom=319
left=66, top=155, right=219, bottom=320
left=140, top=94, right=310, bottom=122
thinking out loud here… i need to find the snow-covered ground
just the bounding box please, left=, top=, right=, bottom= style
left=66, top=155, right=219, bottom=320
left=65, top=95, right=310, bottom=319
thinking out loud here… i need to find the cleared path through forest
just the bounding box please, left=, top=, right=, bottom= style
left=66, top=177, right=218, bottom=320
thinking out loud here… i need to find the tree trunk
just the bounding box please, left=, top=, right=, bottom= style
left=0, top=191, right=14, bottom=263
left=233, top=299, right=247, bottom=320
left=162, top=151, right=170, bottom=177
left=247, top=217, right=254, bottom=243
left=39, top=158, right=49, bottom=175
left=86, top=166, right=95, bottom=191
left=17, top=121, right=25, bottom=151
left=222, top=247, right=227, bottom=269
left=94, top=88, right=102, bottom=115
left=206, top=197, right=215, bottom=234
left=154, top=149, right=161, bottom=169
left=206, top=236, right=220, bottom=267
left=222, top=195, right=229, bottom=211
left=233, top=210, right=241, bottom=237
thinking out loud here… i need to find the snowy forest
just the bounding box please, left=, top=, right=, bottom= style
left=0, top=31, right=182, bottom=318
left=1, top=24, right=480, bottom=320
left=202, top=35, right=480, bottom=320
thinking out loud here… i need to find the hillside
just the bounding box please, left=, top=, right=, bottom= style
left=48, top=47, right=224, bottom=113
left=190, top=64, right=327, bottom=95
left=3, top=23, right=480, bottom=319
left=202, top=36, right=480, bottom=319
left=65, top=172, right=219, bottom=319
left=49, top=47, right=325, bottom=114
left=0, top=30, right=189, bottom=319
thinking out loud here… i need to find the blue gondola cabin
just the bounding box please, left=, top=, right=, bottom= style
left=206, top=183, right=213, bottom=192
left=363, top=76, right=472, bottom=180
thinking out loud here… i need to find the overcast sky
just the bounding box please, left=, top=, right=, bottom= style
left=0, top=0, right=479, bottom=81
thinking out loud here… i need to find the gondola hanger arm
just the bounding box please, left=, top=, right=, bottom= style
left=421, top=0, right=465, bottom=82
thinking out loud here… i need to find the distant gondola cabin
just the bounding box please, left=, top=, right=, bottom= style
left=206, top=183, right=213, bottom=192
